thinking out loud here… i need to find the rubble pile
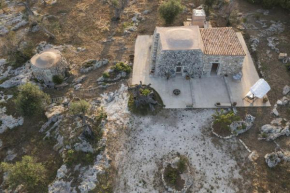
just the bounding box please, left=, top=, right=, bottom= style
left=265, top=151, right=290, bottom=168
left=259, top=118, right=290, bottom=141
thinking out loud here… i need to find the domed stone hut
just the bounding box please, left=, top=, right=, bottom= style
left=30, top=49, right=69, bottom=85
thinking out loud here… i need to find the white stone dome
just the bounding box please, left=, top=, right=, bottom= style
left=165, top=28, right=194, bottom=49
left=31, top=49, right=61, bottom=68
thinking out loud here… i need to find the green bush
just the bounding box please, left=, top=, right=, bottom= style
left=1, top=156, right=47, bottom=192
left=112, top=62, right=131, bottom=73
left=159, top=0, right=184, bottom=25
left=52, top=75, right=64, bottom=85
left=69, top=100, right=90, bottom=115
left=212, top=110, right=240, bottom=130
left=177, top=157, right=187, bottom=173
left=166, top=167, right=178, bottom=185
left=15, top=83, right=50, bottom=116
left=64, top=149, right=95, bottom=166
left=8, top=44, right=34, bottom=68
left=140, top=88, right=151, bottom=96
left=103, top=72, right=110, bottom=78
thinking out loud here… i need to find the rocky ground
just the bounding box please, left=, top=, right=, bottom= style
left=0, top=0, right=290, bottom=192
left=114, top=109, right=251, bottom=192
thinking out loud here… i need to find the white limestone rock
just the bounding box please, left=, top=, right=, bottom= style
left=272, top=105, right=279, bottom=116
left=56, top=165, right=68, bottom=179
left=265, top=151, right=290, bottom=168
left=80, top=59, right=109, bottom=73
left=74, top=140, right=94, bottom=153
left=45, top=105, right=65, bottom=119
left=11, top=20, right=28, bottom=31
left=265, top=152, right=281, bottom=168
left=74, top=84, right=82, bottom=90
left=0, top=26, right=9, bottom=36
left=248, top=150, right=259, bottom=162
left=73, top=75, right=86, bottom=84
left=283, top=85, right=290, bottom=95
left=48, top=180, right=77, bottom=193
left=4, top=150, right=17, bottom=161
left=78, top=154, right=110, bottom=193
left=260, top=123, right=290, bottom=141
left=0, top=107, right=24, bottom=134
left=270, top=118, right=284, bottom=126
left=0, top=92, right=13, bottom=103
left=0, top=64, right=32, bottom=88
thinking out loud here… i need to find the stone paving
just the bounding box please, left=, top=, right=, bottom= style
left=132, top=34, right=271, bottom=108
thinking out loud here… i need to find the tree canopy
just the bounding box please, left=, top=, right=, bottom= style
left=159, top=0, right=184, bottom=25
left=15, top=83, right=50, bottom=116
left=1, top=156, right=47, bottom=192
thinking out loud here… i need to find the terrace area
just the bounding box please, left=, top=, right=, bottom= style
left=132, top=33, right=271, bottom=108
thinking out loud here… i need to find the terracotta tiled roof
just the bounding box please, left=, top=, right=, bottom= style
left=200, top=27, right=246, bottom=56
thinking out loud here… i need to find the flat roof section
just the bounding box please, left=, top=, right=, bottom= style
left=156, top=26, right=204, bottom=51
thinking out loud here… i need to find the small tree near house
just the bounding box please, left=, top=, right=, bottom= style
left=159, top=0, right=184, bottom=25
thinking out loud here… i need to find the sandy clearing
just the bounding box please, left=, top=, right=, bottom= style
left=114, top=109, right=249, bottom=192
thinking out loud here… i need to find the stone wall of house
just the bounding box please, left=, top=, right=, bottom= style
left=32, top=57, right=69, bottom=84
left=203, top=55, right=244, bottom=76
left=155, top=49, right=203, bottom=78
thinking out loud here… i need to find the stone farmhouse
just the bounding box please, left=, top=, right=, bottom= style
left=132, top=7, right=271, bottom=108
left=150, top=26, right=246, bottom=78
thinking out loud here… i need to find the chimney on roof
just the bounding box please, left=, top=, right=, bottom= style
left=192, top=7, right=206, bottom=28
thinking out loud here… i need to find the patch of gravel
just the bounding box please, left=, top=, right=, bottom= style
left=114, top=109, right=249, bottom=192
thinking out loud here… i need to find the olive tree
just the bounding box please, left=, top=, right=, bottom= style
left=159, top=0, right=184, bottom=25
left=69, top=100, right=95, bottom=139
left=15, top=83, right=50, bottom=116
left=1, top=156, right=47, bottom=192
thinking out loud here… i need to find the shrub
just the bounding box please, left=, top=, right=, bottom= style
left=261, top=132, right=268, bottom=138
left=122, top=21, right=134, bottom=30
left=212, top=110, right=240, bottom=130
left=15, top=83, right=50, bottom=116
left=52, top=75, right=64, bottom=85
left=112, top=62, right=131, bottom=73
left=263, top=96, right=268, bottom=103
left=1, top=156, right=47, bottom=192
left=177, top=157, right=187, bottom=173
left=64, top=149, right=95, bottom=166
left=103, top=72, right=110, bottom=78
left=69, top=100, right=90, bottom=115
left=140, top=88, right=151, bottom=96
left=159, top=0, right=184, bottom=25
left=111, top=0, right=119, bottom=7
left=8, top=44, right=34, bottom=68
left=166, top=167, right=178, bottom=185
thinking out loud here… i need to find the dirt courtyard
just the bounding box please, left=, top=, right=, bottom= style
left=114, top=109, right=252, bottom=192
